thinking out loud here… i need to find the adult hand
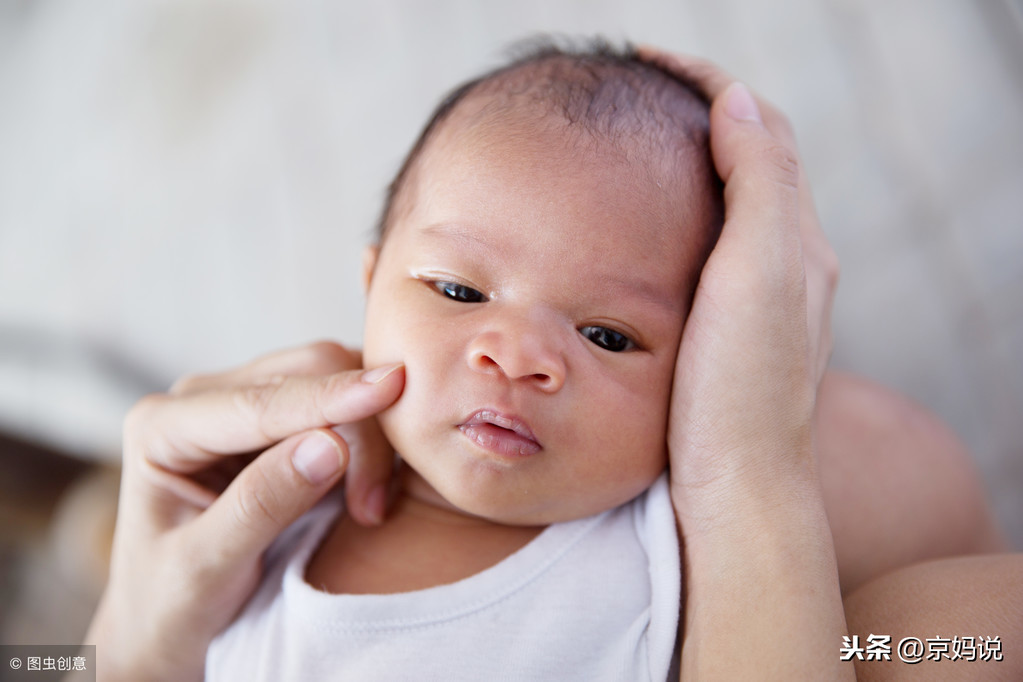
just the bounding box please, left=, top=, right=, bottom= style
left=642, top=50, right=839, bottom=389
left=639, top=49, right=850, bottom=680
left=84, top=341, right=404, bottom=682
left=639, top=48, right=839, bottom=493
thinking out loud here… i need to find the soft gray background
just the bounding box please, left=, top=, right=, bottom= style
left=1, top=0, right=1021, bottom=642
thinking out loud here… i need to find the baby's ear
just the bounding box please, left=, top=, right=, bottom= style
left=361, top=245, right=380, bottom=292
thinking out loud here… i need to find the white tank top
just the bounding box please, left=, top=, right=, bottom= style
left=206, top=474, right=680, bottom=681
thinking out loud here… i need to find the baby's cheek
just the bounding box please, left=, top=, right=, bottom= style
left=372, top=354, right=432, bottom=447
left=613, top=376, right=672, bottom=461
left=362, top=327, right=418, bottom=397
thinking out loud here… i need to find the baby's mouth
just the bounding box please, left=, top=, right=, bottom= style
left=458, top=410, right=541, bottom=457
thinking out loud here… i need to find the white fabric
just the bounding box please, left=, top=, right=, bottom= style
left=206, top=474, right=680, bottom=681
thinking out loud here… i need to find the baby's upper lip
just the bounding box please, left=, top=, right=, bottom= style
left=459, top=409, right=540, bottom=444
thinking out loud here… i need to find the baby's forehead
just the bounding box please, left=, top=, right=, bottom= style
left=435, top=83, right=700, bottom=168
left=378, top=50, right=724, bottom=243
left=416, top=98, right=713, bottom=232
left=405, top=112, right=710, bottom=290
left=411, top=51, right=715, bottom=183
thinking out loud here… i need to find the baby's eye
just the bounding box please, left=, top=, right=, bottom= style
left=579, top=326, right=634, bottom=353
left=434, top=281, right=487, bottom=303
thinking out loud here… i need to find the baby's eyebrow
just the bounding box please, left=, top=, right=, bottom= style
left=592, top=272, right=682, bottom=314
left=420, top=222, right=492, bottom=250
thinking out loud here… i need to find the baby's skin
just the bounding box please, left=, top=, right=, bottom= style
left=361, top=104, right=699, bottom=525
left=306, top=66, right=713, bottom=592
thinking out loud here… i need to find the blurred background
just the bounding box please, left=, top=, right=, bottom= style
left=1, top=0, right=1021, bottom=646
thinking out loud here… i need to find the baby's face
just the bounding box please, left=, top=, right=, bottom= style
left=363, top=114, right=706, bottom=525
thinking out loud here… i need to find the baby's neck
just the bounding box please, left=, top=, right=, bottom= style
left=304, top=468, right=545, bottom=595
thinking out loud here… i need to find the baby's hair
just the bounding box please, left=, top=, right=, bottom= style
left=374, top=35, right=722, bottom=245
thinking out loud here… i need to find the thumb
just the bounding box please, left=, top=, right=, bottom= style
left=710, top=81, right=796, bottom=185
left=707, top=82, right=803, bottom=286
left=191, top=428, right=349, bottom=564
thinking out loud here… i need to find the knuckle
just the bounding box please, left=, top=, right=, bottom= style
left=320, top=369, right=350, bottom=394
left=823, top=246, right=841, bottom=287
left=232, top=380, right=285, bottom=442
left=236, top=377, right=284, bottom=418
left=123, top=392, right=167, bottom=436
left=122, top=392, right=176, bottom=468
left=318, top=371, right=359, bottom=412
left=233, top=467, right=284, bottom=532
left=761, top=143, right=800, bottom=190
left=256, top=372, right=291, bottom=390
left=807, top=235, right=841, bottom=288
left=168, top=372, right=203, bottom=395
left=171, top=532, right=232, bottom=590
left=304, top=340, right=357, bottom=374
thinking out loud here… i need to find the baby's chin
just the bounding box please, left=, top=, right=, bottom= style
left=395, top=461, right=551, bottom=526
left=396, top=457, right=661, bottom=527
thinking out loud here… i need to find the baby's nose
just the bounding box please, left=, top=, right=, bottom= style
left=466, top=322, right=566, bottom=393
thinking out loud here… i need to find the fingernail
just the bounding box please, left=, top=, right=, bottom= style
left=724, top=82, right=761, bottom=123
left=363, top=484, right=388, bottom=525
left=293, top=432, right=344, bottom=485
left=362, top=363, right=403, bottom=384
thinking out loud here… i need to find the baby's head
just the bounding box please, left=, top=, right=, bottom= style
left=362, top=39, right=722, bottom=525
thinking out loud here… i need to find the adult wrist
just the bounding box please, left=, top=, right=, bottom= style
left=670, top=438, right=819, bottom=529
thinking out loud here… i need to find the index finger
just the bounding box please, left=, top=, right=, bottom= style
left=169, top=341, right=363, bottom=396
left=635, top=47, right=735, bottom=99
left=128, top=364, right=404, bottom=473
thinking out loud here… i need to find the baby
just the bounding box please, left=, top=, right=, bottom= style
left=206, top=40, right=720, bottom=679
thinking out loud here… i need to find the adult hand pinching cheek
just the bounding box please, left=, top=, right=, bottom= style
left=87, top=346, right=404, bottom=681
left=172, top=361, right=408, bottom=558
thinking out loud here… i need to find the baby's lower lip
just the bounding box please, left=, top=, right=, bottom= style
left=458, top=423, right=542, bottom=457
